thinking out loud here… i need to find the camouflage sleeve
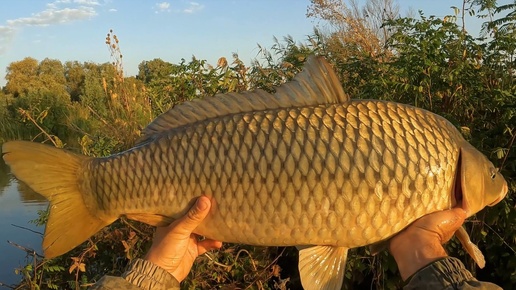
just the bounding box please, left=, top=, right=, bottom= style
left=404, top=257, right=502, bottom=290
left=90, top=258, right=181, bottom=290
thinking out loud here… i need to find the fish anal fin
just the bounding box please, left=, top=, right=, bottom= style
left=125, top=213, right=174, bottom=227
left=298, top=245, right=348, bottom=290
left=2, top=141, right=114, bottom=259
left=136, top=56, right=348, bottom=145
left=455, top=226, right=486, bottom=268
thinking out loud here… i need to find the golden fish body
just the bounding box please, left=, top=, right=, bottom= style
left=86, top=100, right=460, bottom=248
left=3, top=56, right=508, bottom=290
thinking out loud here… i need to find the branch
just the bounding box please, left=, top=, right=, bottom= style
left=10, top=224, right=44, bottom=237
left=17, top=108, right=58, bottom=147
left=499, top=129, right=515, bottom=170
left=7, top=240, right=44, bottom=258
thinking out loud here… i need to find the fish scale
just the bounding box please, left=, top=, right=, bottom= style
left=3, top=56, right=507, bottom=290
left=81, top=100, right=458, bottom=248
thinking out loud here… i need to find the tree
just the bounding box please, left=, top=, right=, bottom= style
left=5, top=58, right=68, bottom=100
left=5, top=57, right=39, bottom=98
left=137, top=58, right=173, bottom=83
left=137, top=58, right=175, bottom=113
left=65, top=61, right=86, bottom=102
left=38, top=58, right=68, bottom=99
left=490, top=1, right=516, bottom=34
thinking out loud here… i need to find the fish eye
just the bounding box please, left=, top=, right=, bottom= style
left=490, top=168, right=497, bottom=179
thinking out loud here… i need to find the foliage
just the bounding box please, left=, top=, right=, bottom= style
left=306, top=0, right=399, bottom=64
left=325, top=7, right=516, bottom=288
left=0, top=91, right=21, bottom=143
left=12, top=217, right=154, bottom=290
left=1, top=1, right=515, bottom=289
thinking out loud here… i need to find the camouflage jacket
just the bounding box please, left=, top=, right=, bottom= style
left=404, top=257, right=502, bottom=290
left=91, top=257, right=500, bottom=290
left=90, top=259, right=180, bottom=290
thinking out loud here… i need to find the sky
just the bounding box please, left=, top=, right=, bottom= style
left=0, top=0, right=495, bottom=87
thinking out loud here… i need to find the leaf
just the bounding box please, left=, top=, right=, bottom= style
left=494, top=147, right=506, bottom=159
left=38, top=109, right=48, bottom=122
left=78, top=263, right=86, bottom=272
left=271, top=264, right=281, bottom=277
left=122, top=240, right=130, bottom=251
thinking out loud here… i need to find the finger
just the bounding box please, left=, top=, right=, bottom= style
left=197, top=239, right=223, bottom=255
left=175, top=196, right=212, bottom=233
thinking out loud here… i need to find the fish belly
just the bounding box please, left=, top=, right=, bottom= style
left=84, top=100, right=461, bottom=248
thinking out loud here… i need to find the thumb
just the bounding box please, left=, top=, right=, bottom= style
left=175, top=196, right=212, bottom=233
left=422, top=208, right=467, bottom=243
left=437, top=208, right=467, bottom=232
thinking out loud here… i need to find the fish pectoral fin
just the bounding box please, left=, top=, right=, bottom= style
left=298, top=245, right=348, bottom=290
left=455, top=226, right=486, bottom=268
left=125, top=213, right=174, bottom=227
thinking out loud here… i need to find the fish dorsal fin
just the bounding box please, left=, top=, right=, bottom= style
left=136, top=56, right=348, bottom=145
left=298, top=245, right=349, bottom=290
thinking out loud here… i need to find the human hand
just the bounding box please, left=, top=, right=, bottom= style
left=389, top=208, right=467, bottom=280
left=144, top=196, right=223, bottom=282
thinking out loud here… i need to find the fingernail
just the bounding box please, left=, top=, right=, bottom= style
left=197, top=198, right=209, bottom=211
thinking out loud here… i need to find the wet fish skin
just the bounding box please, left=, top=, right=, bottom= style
left=2, top=56, right=508, bottom=290
left=84, top=100, right=461, bottom=247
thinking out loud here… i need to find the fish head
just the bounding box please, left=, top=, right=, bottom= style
left=456, top=144, right=508, bottom=217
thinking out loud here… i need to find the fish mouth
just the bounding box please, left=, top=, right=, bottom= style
left=488, top=181, right=508, bottom=206
left=488, top=195, right=504, bottom=206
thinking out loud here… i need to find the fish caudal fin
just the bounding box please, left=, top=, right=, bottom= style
left=2, top=141, right=110, bottom=259
left=297, top=245, right=348, bottom=290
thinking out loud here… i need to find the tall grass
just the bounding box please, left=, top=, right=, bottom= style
left=0, top=96, right=23, bottom=144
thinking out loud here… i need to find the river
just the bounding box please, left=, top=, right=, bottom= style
left=0, top=157, right=48, bottom=287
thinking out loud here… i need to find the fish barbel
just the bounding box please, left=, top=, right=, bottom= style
left=2, top=56, right=508, bottom=290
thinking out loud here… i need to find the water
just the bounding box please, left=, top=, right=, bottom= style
left=0, top=158, right=48, bottom=287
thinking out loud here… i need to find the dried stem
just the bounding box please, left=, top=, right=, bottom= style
left=18, top=108, right=58, bottom=147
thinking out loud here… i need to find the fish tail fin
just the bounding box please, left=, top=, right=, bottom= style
left=2, top=141, right=112, bottom=259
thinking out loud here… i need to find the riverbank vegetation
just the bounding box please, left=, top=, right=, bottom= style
left=1, top=0, right=514, bottom=289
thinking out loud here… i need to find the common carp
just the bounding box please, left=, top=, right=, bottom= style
left=2, top=56, right=508, bottom=290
